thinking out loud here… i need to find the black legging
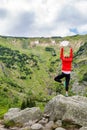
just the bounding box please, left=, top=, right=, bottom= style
left=54, top=72, right=70, bottom=91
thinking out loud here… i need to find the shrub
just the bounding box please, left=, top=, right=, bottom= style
left=83, top=72, right=87, bottom=81
left=45, top=47, right=55, bottom=52
left=21, top=97, right=36, bottom=110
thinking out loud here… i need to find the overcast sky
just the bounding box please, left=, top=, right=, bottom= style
left=0, top=0, right=87, bottom=37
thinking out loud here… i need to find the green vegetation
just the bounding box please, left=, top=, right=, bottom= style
left=74, top=42, right=87, bottom=82
left=4, top=120, right=23, bottom=128
left=0, top=35, right=87, bottom=118
left=62, top=119, right=81, bottom=129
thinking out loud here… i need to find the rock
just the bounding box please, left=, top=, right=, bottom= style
left=0, top=121, right=9, bottom=130
left=39, top=117, right=48, bottom=125
left=9, top=127, right=20, bottom=130
left=55, top=120, right=62, bottom=127
left=79, top=127, right=87, bottom=130
left=4, top=108, right=20, bottom=120
left=8, top=108, right=20, bottom=113
left=23, top=120, right=34, bottom=127
left=20, top=126, right=31, bottom=130
left=45, top=121, right=55, bottom=129
left=31, top=123, right=43, bottom=130
left=44, top=94, right=87, bottom=126
left=55, top=127, right=66, bottom=130
left=4, top=107, right=42, bottom=124
left=72, top=81, right=86, bottom=95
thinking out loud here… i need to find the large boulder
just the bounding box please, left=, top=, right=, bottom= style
left=44, top=94, right=87, bottom=126
left=4, top=107, right=42, bottom=124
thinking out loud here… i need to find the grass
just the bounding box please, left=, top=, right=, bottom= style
left=0, top=35, right=87, bottom=118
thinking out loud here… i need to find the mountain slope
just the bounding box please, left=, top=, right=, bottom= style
left=0, top=35, right=87, bottom=117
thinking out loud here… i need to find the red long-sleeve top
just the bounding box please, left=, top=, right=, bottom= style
left=60, top=48, right=73, bottom=71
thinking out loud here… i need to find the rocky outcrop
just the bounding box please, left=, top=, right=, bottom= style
left=44, top=94, right=87, bottom=126
left=4, top=107, right=42, bottom=124
left=3, top=95, right=87, bottom=130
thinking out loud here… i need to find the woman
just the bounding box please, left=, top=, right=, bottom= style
left=54, top=45, right=73, bottom=96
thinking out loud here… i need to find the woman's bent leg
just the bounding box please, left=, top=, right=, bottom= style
left=54, top=73, right=65, bottom=83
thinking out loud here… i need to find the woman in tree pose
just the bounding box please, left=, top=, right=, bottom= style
left=54, top=44, right=73, bottom=96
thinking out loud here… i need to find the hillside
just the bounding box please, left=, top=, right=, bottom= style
left=0, top=34, right=87, bottom=118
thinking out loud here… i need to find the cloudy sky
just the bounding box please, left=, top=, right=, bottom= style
left=0, top=0, right=87, bottom=37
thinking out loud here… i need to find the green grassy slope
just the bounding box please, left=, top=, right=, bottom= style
left=0, top=35, right=87, bottom=117
left=74, top=41, right=87, bottom=82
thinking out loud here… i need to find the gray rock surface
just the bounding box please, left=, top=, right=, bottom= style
left=44, top=94, right=87, bottom=126
left=4, top=107, right=42, bottom=124
left=79, top=127, right=87, bottom=130
left=55, top=127, right=66, bottom=130
left=31, top=123, right=43, bottom=130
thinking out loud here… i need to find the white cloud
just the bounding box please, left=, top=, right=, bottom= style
left=75, top=0, right=87, bottom=15
left=0, top=0, right=87, bottom=37
left=77, top=24, right=87, bottom=34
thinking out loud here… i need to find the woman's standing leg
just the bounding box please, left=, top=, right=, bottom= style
left=65, top=74, right=70, bottom=96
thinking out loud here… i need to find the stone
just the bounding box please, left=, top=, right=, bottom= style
left=31, top=123, right=43, bottom=130
left=44, top=94, right=87, bottom=126
left=55, top=120, right=62, bottom=127
left=4, top=107, right=42, bottom=124
left=79, top=127, right=87, bottom=130
left=55, top=127, right=66, bottom=130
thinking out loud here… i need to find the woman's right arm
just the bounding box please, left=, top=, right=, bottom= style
left=60, top=47, right=64, bottom=59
